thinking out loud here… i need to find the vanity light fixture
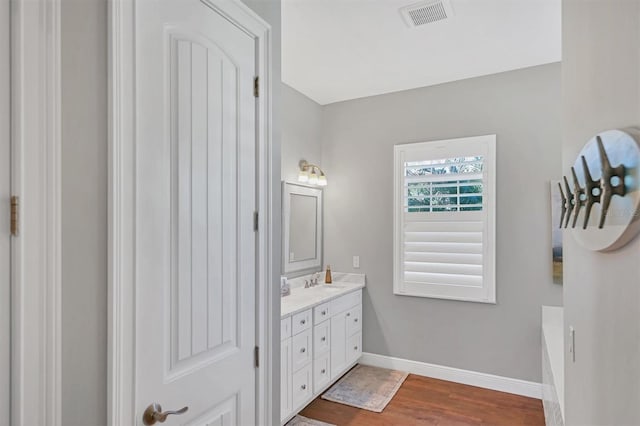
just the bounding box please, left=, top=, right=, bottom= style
left=298, top=160, right=327, bottom=186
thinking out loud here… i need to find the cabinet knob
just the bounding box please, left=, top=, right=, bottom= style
left=322, top=310, right=327, bottom=315
left=301, top=319, right=306, bottom=325
left=346, top=313, right=350, bottom=317
left=300, top=347, right=306, bottom=353
left=354, top=318, right=358, bottom=322
left=354, top=346, right=358, bottom=350
left=321, top=369, right=326, bottom=374
left=301, top=384, right=306, bottom=390
left=321, top=337, right=326, bottom=342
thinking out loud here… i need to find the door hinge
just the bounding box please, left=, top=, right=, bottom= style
left=10, top=196, right=18, bottom=236
left=253, top=211, right=259, bottom=232
left=253, top=76, right=259, bottom=98
left=254, top=346, right=260, bottom=368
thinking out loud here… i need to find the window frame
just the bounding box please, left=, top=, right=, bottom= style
left=393, top=135, right=497, bottom=303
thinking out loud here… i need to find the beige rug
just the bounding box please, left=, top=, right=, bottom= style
left=321, top=364, right=409, bottom=413
left=285, top=415, right=335, bottom=426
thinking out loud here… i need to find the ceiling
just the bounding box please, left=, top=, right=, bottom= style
left=282, top=0, right=561, bottom=105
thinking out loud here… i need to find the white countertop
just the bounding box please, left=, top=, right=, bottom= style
left=281, top=281, right=365, bottom=317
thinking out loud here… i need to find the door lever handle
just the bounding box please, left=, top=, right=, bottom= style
left=143, top=403, right=188, bottom=425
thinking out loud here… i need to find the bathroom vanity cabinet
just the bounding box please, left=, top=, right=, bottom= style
left=280, top=288, right=363, bottom=424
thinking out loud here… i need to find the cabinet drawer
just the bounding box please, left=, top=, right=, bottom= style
left=292, top=309, right=312, bottom=335
left=292, top=364, right=313, bottom=409
left=330, top=290, right=361, bottom=315
left=281, top=316, right=292, bottom=341
left=313, top=321, right=330, bottom=358
left=347, top=332, right=362, bottom=365
left=346, top=305, right=362, bottom=337
left=292, top=328, right=312, bottom=371
left=313, top=354, right=331, bottom=393
left=313, top=302, right=330, bottom=325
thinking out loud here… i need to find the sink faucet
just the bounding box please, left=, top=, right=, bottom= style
left=304, top=273, right=322, bottom=288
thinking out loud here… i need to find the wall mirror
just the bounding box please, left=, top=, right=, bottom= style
left=282, top=182, right=323, bottom=275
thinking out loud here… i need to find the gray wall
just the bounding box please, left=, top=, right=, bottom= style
left=61, top=0, right=108, bottom=424
left=319, top=63, right=563, bottom=382
left=60, top=0, right=282, bottom=424
left=282, top=83, right=323, bottom=182
left=562, top=0, right=640, bottom=423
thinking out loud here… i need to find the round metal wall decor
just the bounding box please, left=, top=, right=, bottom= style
left=558, top=128, right=640, bottom=252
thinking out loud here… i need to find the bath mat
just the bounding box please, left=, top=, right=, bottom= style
left=285, top=415, right=336, bottom=426
left=321, top=364, right=409, bottom=412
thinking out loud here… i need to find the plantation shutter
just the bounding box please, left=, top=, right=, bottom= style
left=393, top=136, right=496, bottom=303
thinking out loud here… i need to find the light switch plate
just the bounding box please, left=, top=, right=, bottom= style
left=569, top=326, right=576, bottom=362
left=353, top=255, right=360, bottom=268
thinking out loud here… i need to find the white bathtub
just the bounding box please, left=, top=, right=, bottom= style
left=542, top=305, right=564, bottom=426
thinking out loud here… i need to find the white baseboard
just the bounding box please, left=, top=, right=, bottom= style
left=359, top=352, right=542, bottom=399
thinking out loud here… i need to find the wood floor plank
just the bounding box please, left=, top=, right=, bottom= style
left=299, top=374, right=545, bottom=426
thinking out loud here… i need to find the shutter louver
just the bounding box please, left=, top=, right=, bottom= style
left=403, top=216, right=483, bottom=287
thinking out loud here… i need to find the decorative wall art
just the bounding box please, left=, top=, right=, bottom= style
left=550, top=181, right=563, bottom=284
left=559, top=128, right=640, bottom=252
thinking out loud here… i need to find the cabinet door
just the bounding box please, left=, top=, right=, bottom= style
left=346, top=305, right=362, bottom=337
left=292, top=363, right=313, bottom=409
left=292, top=328, right=312, bottom=371
left=347, top=332, right=362, bottom=365
left=280, top=338, right=292, bottom=422
left=313, top=321, right=330, bottom=358
left=313, top=354, right=331, bottom=393
left=330, top=313, right=347, bottom=379
left=281, top=316, right=292, bottom=341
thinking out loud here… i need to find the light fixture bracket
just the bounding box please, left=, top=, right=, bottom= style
left=298, top=159, right=327, bottom=186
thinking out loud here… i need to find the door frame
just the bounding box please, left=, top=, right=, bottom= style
left=107, top=0, right=275, bottom=424
left=10, top=0, right=63, bottom=425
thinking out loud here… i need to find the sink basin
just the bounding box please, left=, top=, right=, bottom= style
left=313, top=284, right=345, bottom=292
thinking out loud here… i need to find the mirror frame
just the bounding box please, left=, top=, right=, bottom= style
left=282, top=181, right=323, bottom=275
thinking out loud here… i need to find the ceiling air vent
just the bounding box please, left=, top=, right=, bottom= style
left=400, top=0, right=454, bottom=28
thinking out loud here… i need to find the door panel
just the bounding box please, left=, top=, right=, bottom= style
left=183, top=396, right=236, bottom=426
left=169, top=32, right=239, bottom=373
left=0, top=0, right=10, bottom=424
left=136, top=0, right=256, bottom=423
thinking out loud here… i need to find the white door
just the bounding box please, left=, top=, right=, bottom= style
left=135, top=0, right=257, bottom=424
left=0, top=0, right=10, bottom=424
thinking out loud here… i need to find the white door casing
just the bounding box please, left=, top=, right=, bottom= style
left=109, top=0, right=274, bottom=425
left=1, top=0, right=10, bottom=424
left=11, top=0, right=63, bottom=424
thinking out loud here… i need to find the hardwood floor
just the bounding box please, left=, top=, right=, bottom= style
left=299, top=374, right=545, bottom=426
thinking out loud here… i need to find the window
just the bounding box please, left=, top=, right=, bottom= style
left=393, top=135, right=496, bottom=303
